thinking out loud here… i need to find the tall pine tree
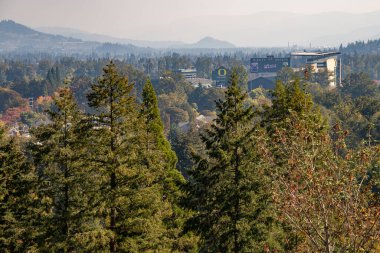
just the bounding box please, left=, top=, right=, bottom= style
left=140, top=79, right=197, bottom=251
left=87, top=61, right=170, bottom=252
left=184, top=71, right=279, bottom=252
left=0, top=123, right=39, bottom=252
left=31, top=88, right=99, bottom=251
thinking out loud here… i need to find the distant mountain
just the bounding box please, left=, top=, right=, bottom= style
left=0, top=20, right=94, bottom=54
left=0, top=20, right=237, bottom=56
left=35, top=26, right=186, bottom=48
left=0, top=20, right=152, bottom=55
left=188, top=37, right=235, bottom=48
left=36, top=27, right=235, bottom=49
left=4, top=13, right=380, bottom=55
left=130, top=11, right=380, bottom=47
left=0, top=19, right=41, bottom=35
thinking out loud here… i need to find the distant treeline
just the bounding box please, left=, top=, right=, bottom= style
left=0, top=52, right=379, bottom=149
left=342, top=38, right=380, bottom=55
left=0, top=62, right=379, bottom=252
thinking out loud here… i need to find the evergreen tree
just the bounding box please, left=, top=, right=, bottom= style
left=46, top=66, right=61, bottom=94
left=87, top=61, right=168, bottom=252
left=267, top=79, right=318, bottom=123
left=168, top=124, right=202, bottom=178
left=31, top=88, right=100, bottom=251
left=141, top=79, right=177, bottom=169
left=0, top=124, right=38, bottom=252
left=55, top=66, right=61, bottom=86
left=184, top=71, right=279, bottom=252
left=140, top=79, right=197, bottom=251
left=265, top=78, right=327, bottom=171
left=141, top=79, right=183, bottom=202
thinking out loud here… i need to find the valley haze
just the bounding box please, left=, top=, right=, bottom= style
left=1, top=0, right=380, bottom=47
left=30, top=11, right=380, bottom=47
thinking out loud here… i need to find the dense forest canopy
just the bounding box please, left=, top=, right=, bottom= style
left=0, top=37, right=379, bottom=252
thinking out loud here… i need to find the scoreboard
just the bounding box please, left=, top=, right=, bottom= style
left=250, top=56, right=290, bottom=73
left=212, top=66, right=230, bottom=87
left=212, top=67, right=229, bottom=81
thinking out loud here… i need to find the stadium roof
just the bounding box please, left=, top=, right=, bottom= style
left=290, top=51, right=341, bottom=57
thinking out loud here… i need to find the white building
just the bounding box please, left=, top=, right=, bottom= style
left=290, top=52, right=342, bottom=88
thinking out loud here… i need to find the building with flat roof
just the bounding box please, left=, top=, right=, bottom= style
left=174, top=68, right=197, bottom=79
left=248, top=77, right=276, bottom=91
left=250, top=56, right=290, bottom=74
left=248, top=55, right=290, bottom=90
left=248, top=52, right=342, bottom=89
left=290, top=51, right=342, bottom=87
left=187, top=78, right=213, bottom=88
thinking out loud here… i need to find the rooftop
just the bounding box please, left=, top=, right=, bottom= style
left=290, top=51, right=341, bottom=57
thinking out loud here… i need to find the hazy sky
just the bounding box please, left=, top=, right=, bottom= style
left=1, top=0, right=380, bottom=44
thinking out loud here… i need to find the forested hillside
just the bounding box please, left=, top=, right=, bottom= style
left=3, top=0, right=380, bottom=250
left=0, top=56, right=379, bottom=251
left=342, top=39, right=380, bottom=54
left=0, top=26, right=379, bottom=252
left=342, top=39, right=380, bottom=79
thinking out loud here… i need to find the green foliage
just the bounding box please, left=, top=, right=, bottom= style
left=87, top=61, right=176, bottom=252
left=309, top=73, right=379, bottom=146
left=141, top=80, right=181, bottom=194
left=269, top=112, right=380, bottom=252
left=195, top=57, right=213, bottom=78
left=0, top=130, right=38, bottom=252
left=30, top=88, right=103, bottom=251
left=46, top=66, right=62, bottom=94
left=141, top=79, right=177, bottom=167
left=168, top=125, right=202, bottom=177
left=264, top=78, right=380, bottom=251
left=340, top=72, right=378, bottom=98
left=354, top=96, right=380, bottom=119
left=20, top=111, right=48, bottom=127
left=343, top=38, right=380, bottom=55
left=231, top=65, right=248, bottom=90
left=184, top=71, right=282, bottom=252
left=120, top=64, right=148, bottom=101
left=188, top=86, right=225, bottom=112
left=12, top=79, right=49, bottom=99
left=264, top=79, right=330, bottom=250
left=268, top=79, right=318, bottom=121
left=0, top=54, right=379, bottom=253
left=276, top=66, right=296, bottom=84
left=70, top=76, right=93, bottom=111
left=0, top=87, right=26, bottom=112
left=154, top=72, right=193, bottom=96
left=141, top=79, right=197, bottom=251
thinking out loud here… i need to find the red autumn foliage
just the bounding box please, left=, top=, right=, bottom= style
left=0, top=106, right=31, bottom=124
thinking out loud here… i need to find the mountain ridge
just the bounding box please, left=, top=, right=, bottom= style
left=0, top=20, right=92, bottom=54
left=0, top=20, right=236, bottom=56
left=145, top=11, right=380, bottom=47
left=35, top=25, right=236, bottom=49
left=35, top=26, right=186, bottom=48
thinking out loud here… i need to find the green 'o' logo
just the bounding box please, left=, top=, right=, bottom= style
left=218, top=69, right=226, bottom=76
